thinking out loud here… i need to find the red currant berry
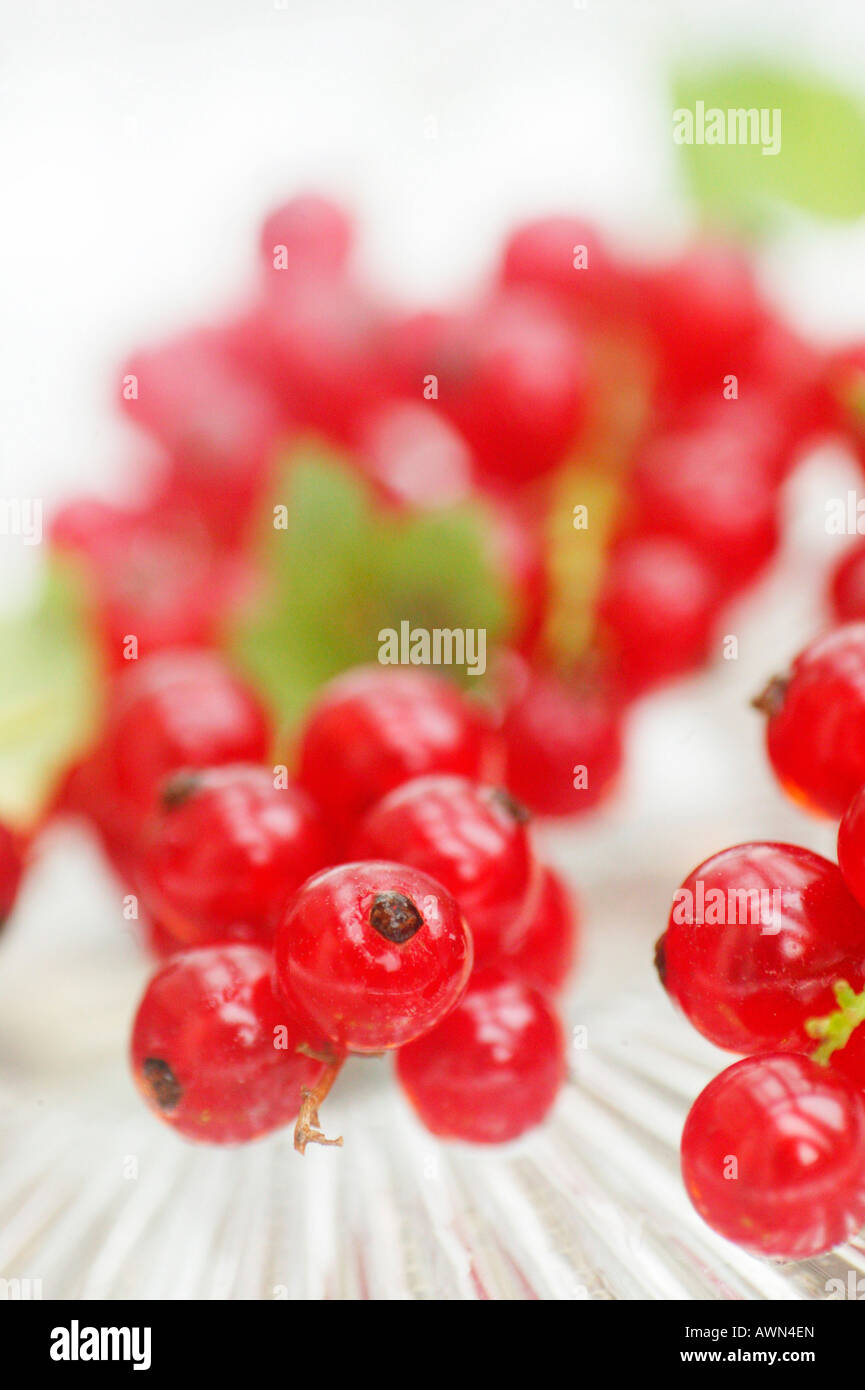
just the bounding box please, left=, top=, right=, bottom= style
left=98, top=651, right=271, bottom=849
left=353, top=399, right=475, bottom=509
left=259, top=193, right=352, bottom=278
left=839, top=786, right=865, bottom=915
left=657, top=843, right=865, bottom=1054
left=121, top=330, right=287, bottom=546
left=500, top=865, right=578, bottom=995
left=632, top=423, right=779, bottom=589
left=130, top=945, right=328, bottom=1144
left=829, top=542, right=865, bottom=624
left=274, top=861, right=472, bottom=1053
left=396, top=966, right=566, bottom=1144
left=499, top=215, right=623, bottom=316
left=681, top=1053, right=865, bottom=1259
left=755, top=624, right=865, bottom=818
left=0, top=822, right=23, bottom=930
left=137, top=764, right=332, bottom=948
left=296, top=666, right=499, bottom=842
left=500, top=662, right=623, bottom=818
left=353, top=776, right=537, bottom=962
left=597, top=533, right=721, bottom=694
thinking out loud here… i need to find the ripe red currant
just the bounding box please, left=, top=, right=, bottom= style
left=597, top=533, right=721, bottom=694
left=296, top=666, right=499, bottom=842
left=259, top=193, right=352, bottom=278
left=681, top=1053, right=865, bottom=1259
left=755, top=623, right=865, bottom=818
left=353, top=399, right=475, bottom=509
left=838, top=784, right=865, bottom=914
left=274, top=861, right=472, bottom=1054
left=353, top=775, right=537, bottom=962
left=95, top=651, right=271, bottom=852
left=136, top=764, right=332, bottom=948
left=0, top=822, right=23, bottom=930
left=396, top=966, right=566, bottom=1144
left=498, top=215, right=628, bottom=317
left=130, top=945, right=328, bottom=1144
left=500, top=661, right=623, bottom=818
left=500, top=864, right=578, bottom=995
left=121, top=330, right=287, bottom=546
left=632, top=422, right=779, bottom=589
left=829, top=542, right=865, bottom=624
left=657, top=842, right=865, bottom=1054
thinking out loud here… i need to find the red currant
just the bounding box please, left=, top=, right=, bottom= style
left=500, top=661, right=623, bottom=818
left=498, top=215, right=626, bottom=317
left=396, top=966, right=566, bottom=1144
left=353, top=775, right=537, bottom=962
left=500, top=864, right=578, bottom=995
left=136, top=764, right=332, bottom=948
left=657, top=842, right=865, bottom=1054
left=121, top=330, right=287, bottom=546
left=130, top=945, right=328, bottom=1144
left=829, top=542, right=865, bottom=624
left=353, top=399, right=475, bottom=509
left=756, top=623, right=865, bottom=818
left=259, top=193, right=352, bottom=278
left=95, top=651, right=271, bottom=852
left=632, top=422, right=779, bottom=588
left=274, top=861, right=472, bottom=1053
left=0, top=822, right=23, bottom=929
left=597, top=533, right=721, bottom=694
left=296, top=666, right=499, bottom=843
left=681, top=1053, right=865, bottom=1259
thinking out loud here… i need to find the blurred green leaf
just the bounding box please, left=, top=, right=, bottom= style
left=227, top=444, right=512, bottom=726
left=672, top=64, right=865, bottom=229
left=0, top=561, right=101, bottom=830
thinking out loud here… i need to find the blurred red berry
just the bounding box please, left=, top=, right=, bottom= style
left=259, top=193, right=353, bottom=278
left=501, top=864, right=578, bottom=994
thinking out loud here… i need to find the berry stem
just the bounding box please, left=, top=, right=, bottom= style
left=806, top=980, right=865, bottom=1065
left=294, top=1059, right=345, bottom=1155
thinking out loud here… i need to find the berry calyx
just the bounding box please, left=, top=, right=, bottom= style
left=353, top=775, right=537, bottom=961
left=130, top=945, right=327, bottom=1144
left=275, top=861, right=472, bottom=1054
left=136, top=764, right=332, bottom=947
left=756, top=624, right=865, bottom=817
left=681, top=1053, right=865, bottom=1259
left=296, top=666, right=499, bottom=842
left=396, top=967, right=566, bottom=1144
left=657, top=842, right=865, bottom=1054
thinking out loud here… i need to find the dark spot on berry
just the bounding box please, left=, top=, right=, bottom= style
left=142, top=1057, right=182, bottom=1111
left=160, top=770, right=203, bottom=810
left=490, top=787, right=531, bottom=825
left=654, top=933, right=668, bottom=989
left=751, top=674, right=789, bottom=719
left=369, top=891, right=423, bottom=944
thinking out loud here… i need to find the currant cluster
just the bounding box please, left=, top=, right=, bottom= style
left=658, top=622, right=865, bottom=1258
left=86, top=656, right=573, bottom=1150
left=48, top=194, right=851, bottom=829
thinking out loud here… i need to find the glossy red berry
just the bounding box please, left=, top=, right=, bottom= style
left=499, top=215, right=625, bottom=316
left=756, top=624, right=865, bottom=818
left=137, top=764, right=332, bottom=948
left=501, top=663, right=622, bottom=818
left=296, top=666, right=499, bottom=842
left=274, top=861, right=472, bottom=1053
left=632, top=423, right=779, bottom=589
left=130, top=945, right=327, bottom=1144
left=597, top=533, right=721, bottom=693
left=121, top=330, right=287, bottom=545
left=0, top=822, right=23, bottom=930
left=829, top=542, right=865, bottom=624
left=259, top=194, right=352, bottom=278
left=96, top=651, right=271, bottom=850
left=657, top=843, right=865, bottom=1054
left=353, top=399, right=475, bottom=509
left=681, top=1053, right=865, bottom=1259
left=396, top=966, right=566, bottom=1144
left=500, top=865, right=578, bottom=995
left=839, top=786, right=865, bottom=914
left=353, top=775, right=537, bottom=962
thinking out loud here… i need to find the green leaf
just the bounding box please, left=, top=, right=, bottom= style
left=0, top=561, right=102, bottom=830
left=226, top=444, right=512, bottom=727
left=672, top=64, right=865, bottom=230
